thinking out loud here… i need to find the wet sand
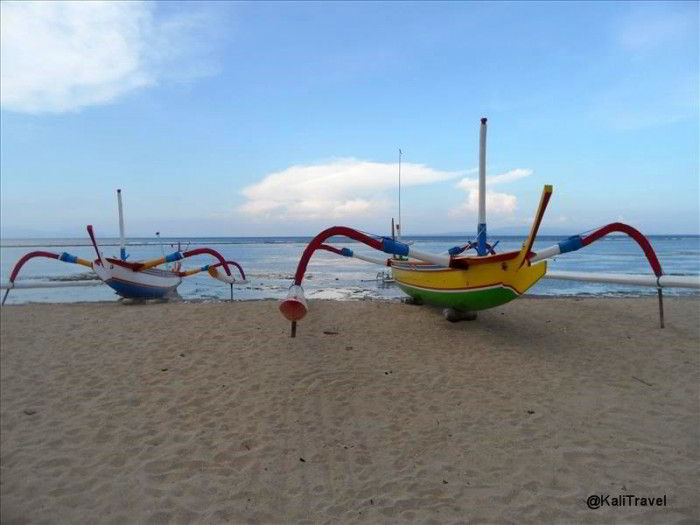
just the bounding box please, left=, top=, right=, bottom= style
left=1, top=297, right=698, bottom=524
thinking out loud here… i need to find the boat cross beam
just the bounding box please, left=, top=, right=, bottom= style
left=543, top=271, right=700, bottom=289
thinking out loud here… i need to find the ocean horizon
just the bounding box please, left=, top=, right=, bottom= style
left=1, top=234, right=698, bottom=305
left=2, top=233, right=699, bottom=248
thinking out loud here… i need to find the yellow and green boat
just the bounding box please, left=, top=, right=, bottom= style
left=390, top=256, right=546, bottom=313
left=278, top=118, right=555, bottom=336
left=279, top=183, right=551, bottom=337
left=279, top=119, right=674, bottom=336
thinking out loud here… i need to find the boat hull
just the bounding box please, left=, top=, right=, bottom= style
left=391, top=259, right=547, bottom=311
left=94, top=261, right=182, bottom=299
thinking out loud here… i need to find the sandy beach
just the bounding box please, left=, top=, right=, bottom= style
left=1, top=297, right=698, bottom=524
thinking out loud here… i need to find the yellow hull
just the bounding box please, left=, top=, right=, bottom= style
left=391, top=258, right=547, bottom=311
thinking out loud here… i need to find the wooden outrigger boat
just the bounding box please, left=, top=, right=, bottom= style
left=280, top=118, right=699, bottom=336
left=2, top=190, right=247, bottom=304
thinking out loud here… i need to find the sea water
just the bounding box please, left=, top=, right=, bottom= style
left=1, top=235, right=698, bottom=304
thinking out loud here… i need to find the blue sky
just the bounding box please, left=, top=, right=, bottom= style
left=1, top=1, right=698, bottom=238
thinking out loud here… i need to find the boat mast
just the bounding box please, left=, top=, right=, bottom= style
left=397, top=148, right=402, bottom=242
left=117, top=189, right=126, bottom=261
left=477, top=118, right=488, bottom=256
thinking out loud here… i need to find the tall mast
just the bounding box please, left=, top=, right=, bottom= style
left=477, top=118, right=488, bottom=256
left=117, top=189, right=126, bottom=261
left=398, top=148, right=402, bottom=242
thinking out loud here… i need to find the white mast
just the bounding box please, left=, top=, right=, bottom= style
left=477, top=118, right=488, bottom=255
left=397, top=148, right=402, bottom=241
left=117, top=189, right=126, bottom=261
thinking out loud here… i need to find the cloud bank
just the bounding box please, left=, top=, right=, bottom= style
left=451, top=168, right=532, bottom=216
left=240, top=159, right=460, bottom=221
left=0, top=1, right=216, bottom=113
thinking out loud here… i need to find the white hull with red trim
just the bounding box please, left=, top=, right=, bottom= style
left=93, top=260, right=181, bottom=299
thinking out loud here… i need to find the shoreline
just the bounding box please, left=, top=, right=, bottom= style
left=1, top=292, right=698, bottom=308
left=2, top=297, right=698, bottom=523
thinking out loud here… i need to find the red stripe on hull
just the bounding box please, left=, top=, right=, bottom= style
left=393, top=278, right=520, bottom=295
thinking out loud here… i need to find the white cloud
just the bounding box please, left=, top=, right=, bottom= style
left=239, top=158, right=460, bottom=221
left=451, top=191, right=518, bottom=216
left=451, top=168, right=532, bottom=216
left=0, top=1, right=217, bottom=113
left=456, top=168, right=532, bottom=191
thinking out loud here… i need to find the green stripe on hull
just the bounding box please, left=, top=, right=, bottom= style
left=396, top=283, right=519, bottom=311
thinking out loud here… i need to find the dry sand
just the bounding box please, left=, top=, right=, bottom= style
left=1, top=297, right=698, bottom=524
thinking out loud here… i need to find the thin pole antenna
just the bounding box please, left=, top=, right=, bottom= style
left=398, top=148, right=402, bottom=242
left=156, top=232, right=164, bottom=257
left=156, top=231, right=169, bottom=269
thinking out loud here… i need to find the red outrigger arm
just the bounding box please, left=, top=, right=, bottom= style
left=175, top=260, right=247, bottom=281
left=529, top=221, right=666, bottom=328
left=203, top=260, right=246, bottom=281
left=292, top=227, right=383, bottom=286
left=181, top=248, right=234, bottom=276
left=280, top=227, right=387, bottom=336
left=214, top=260, right=246, bottom=280
left=281, top=225, right=445, bottom=335
left=133, top=247, right=233, bottom=275
left=581, top=223, right=663, bottom=277
left=2, top=251, right=94, bottom=305
left=8, top=252, right=60, bottom=283
left=531, top=222, right=664, bottom=277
